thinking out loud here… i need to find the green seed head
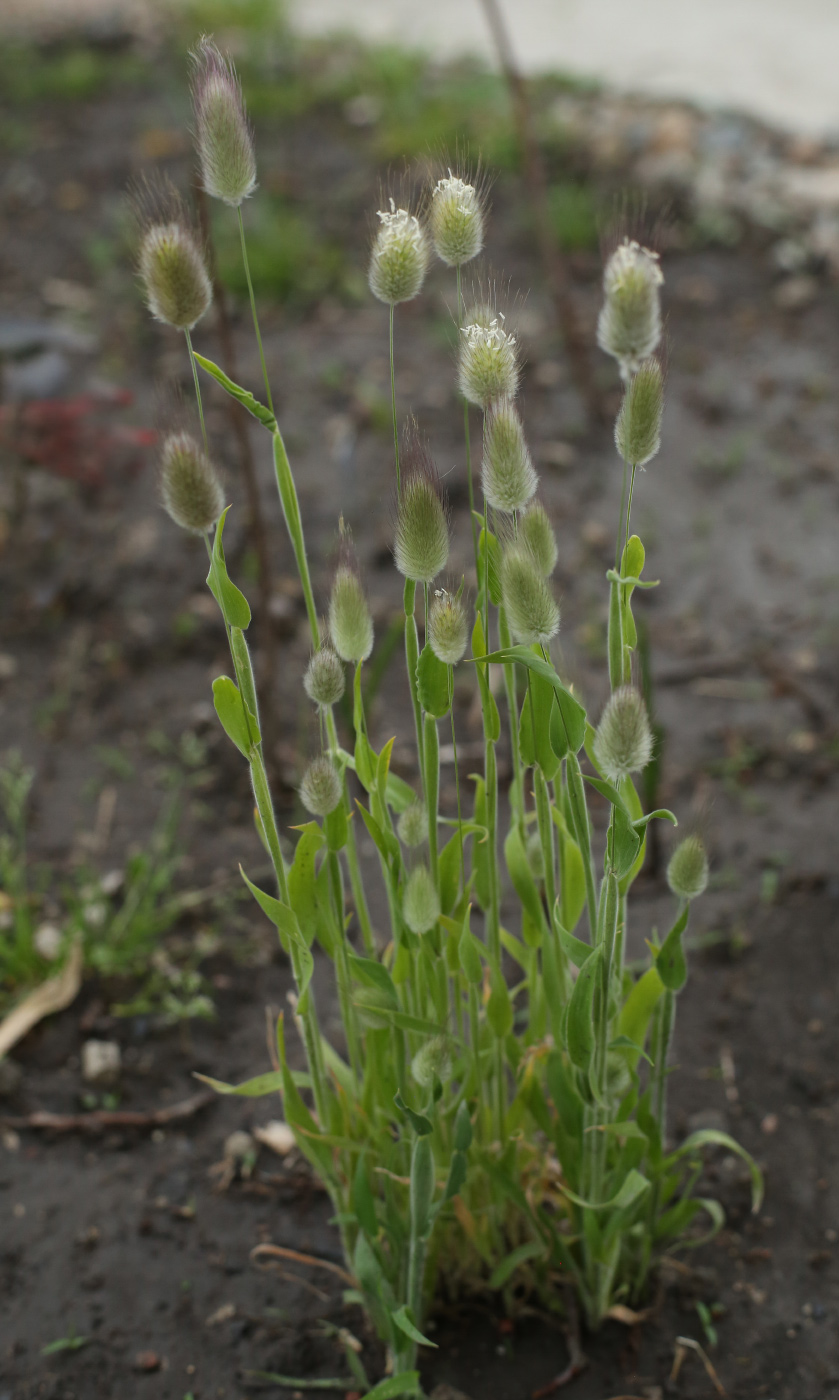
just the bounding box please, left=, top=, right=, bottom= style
left=328, top=564, right=374, bottom=664
left=593, top=686, right=653, bottom=784
left=500, top=546, right=559, bottom=646
left=667, top=835, right=709, bottom=902
left=525, top=830, right=545, bottom=881
left=402, top=864, right=441, bottom=935
left=397, top=800, right=429, bottom=849
left=394, top=441, right=450, bottom=584
left=430, top=171, right=484, bottom=267
left=615, top=358, right=664, bottom=467
left=303, top=646, right=345, bottom=708
left=597, top=238, right=663, bottom=378
left=299, top=756, right=342, bottom=817
left=459, top=315, right=519, bottom=409
left=190, top=38, right=257, bottom=208
left=518, top=500, right=558, bottom=576
left=139, top=219, right=212, bottom=332
left=428, top=589, right=467, bottom=666
left=482, top=400, right=538, bottom=514
left=369, top=199, right=429, bottom=305
left=160, top=431, right=225, bottom=534
left=412, top=1034, right=453, bottom=1088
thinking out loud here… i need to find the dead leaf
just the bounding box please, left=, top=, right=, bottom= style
left=0, top=937, right=83, bottom=1058
left=606, top=1304, right=653, bottom=1325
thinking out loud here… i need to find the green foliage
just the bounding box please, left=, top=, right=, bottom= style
left=212, top=197, right=347, bottom=307
left=548, top=180, right=599, bottom=252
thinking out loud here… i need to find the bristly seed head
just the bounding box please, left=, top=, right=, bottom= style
left=328, top=562, right=374, bottom=664
left=190, top=37, right=257, bottom=208
left=159, top=431, right=225, bottom=534
left=667, top=835, right=709, bottom=902
left=138, top=209, right=212, bottom=332
left=518, top=500, right=558, bottom=577
left=482, top=399, right=537, bottom=514
left=593, top=686, right=653, bottom=784
left=299, top=756, right=342, bottom=817
left=428, top=588, right=468, bottom=666
left=393, top=432, right=450, bottom=584
left=597, top=238, right=664, bottom=379
left=411, top=1034, right=453, bottom=1088
left=500, top=546, right=560, bottom=646
left=397, top=799, right=429, bottom=848
left=303, top=646, right=345, bottom=708
left=430, top=170, right=484, bottom=268
left=368, top=198, right=429, bottom=305
left=614, top=358, right=664, bottom=468
left=459, top=314, right=519, bottom=409
left=402, top=864, right=440, bottom=935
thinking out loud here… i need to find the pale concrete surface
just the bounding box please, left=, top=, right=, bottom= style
left=292, top=0, right=839, bottom=137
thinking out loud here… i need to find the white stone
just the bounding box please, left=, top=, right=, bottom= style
left=81, top=1039, right=121, bottom=1086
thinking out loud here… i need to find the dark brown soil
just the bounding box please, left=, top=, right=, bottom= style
left=1, top=29, right=838, bottom=1400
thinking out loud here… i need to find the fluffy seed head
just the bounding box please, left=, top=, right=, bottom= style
left=138, top=216, right=212, bottom=331
left=593, top=686, right=653, bottom=784
left=615, top=358, right=664, bottom=467
left=300, top=756, right=342, bottom=817
left=428, top=589, right=467, bottom=666
left=402, top=864, right=441, bottom=935
left=482, top=399, right=537, bottom=514
left=190, top=37, right=257, bottom=207
left=329, top=563, right=374, bottom=664
left=500, top=546, right=559, bottom=646
left=394, top=437, right=450, bottom=584
left=459, top=314, right=519, bottom=408
left=667, top=835, right=709, bottom=902
left=412, top=1034, right=453, bottom=1088
left=597, top=239, right=663, bottom=378
left=160, top=431, right=224, bottom=534
left=303, top=647, right=345, bottom=708
left=519, top=500, right=558, bottom=576
left=368, top=199, right=429, bottom=305
left=430, top=171, right=484, bottom=267
left=398, top=800, right=429, bottom=849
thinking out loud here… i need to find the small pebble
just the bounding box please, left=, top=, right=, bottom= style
left=81, top=1040, right=121, bottom=1087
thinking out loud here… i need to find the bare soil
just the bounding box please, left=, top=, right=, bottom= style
left=1, top=31, right=838, bottom=1400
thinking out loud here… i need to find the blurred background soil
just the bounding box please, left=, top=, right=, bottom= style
left=0, top=4, right=838, bottom=1398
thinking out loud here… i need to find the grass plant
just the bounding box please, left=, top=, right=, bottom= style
left=136, top=37, right=762, bottom=1390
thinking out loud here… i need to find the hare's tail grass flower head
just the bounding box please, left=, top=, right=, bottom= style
left=412, top=1034, right=453, bottom=1088
left=430, top=168, right=485, bottom=268
left=428, top=586, right=468, bottom=665
left=159, top=430, right=225, bottom=534
left=369, top=197, right=429, bottom=306
left=190, top=36, right=257, bottom=208
left=518, top=500, right=558, bottom=577
left=303, top=646, right=345, bottom=709
left=597, top=238, right=664, bottom=380
left=593, top=685, right=653, bottom=784
left=328, top=527, right=374, bottom=664
left=134, top=178, right=212, bottom=332
left=615, top=357, right=665, bottom=469
left=402, top=864, right=441, bottom=935
left=500, top=545, right=559, bottom=647
left=300, top=756, right=343, bottom=818
left=393, top=427, right=450, bottom=584
left=459, top=313, right=520, bottom=410
left=667, top=834, right=709, bottom=902
left=397, top=799, right=429, bottom=849
left=482, top=399, right=537, bottom=514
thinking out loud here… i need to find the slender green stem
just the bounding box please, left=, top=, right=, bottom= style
left=423, top=712, right=439, bottom=886
left=389, top=302, right=400, bottom=498
left=457, top=265, right=478, bottom=569
left=564, top=753, right=598, bottom=943
left=448, top=668, right=465, bottom=896
left=185, top=328, right=208, bottom=454
left=499, top=606, right=525, bottom=830
left=404, top=578, right=425, bottom=783
left=238, top=205, right=275, bottom=418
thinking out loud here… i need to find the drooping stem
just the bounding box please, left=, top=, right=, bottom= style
left=238, top=205, right=275, bottom=418
left=185, top=328, right=208, bottom=454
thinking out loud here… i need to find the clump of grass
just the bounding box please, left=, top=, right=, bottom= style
left=133, top=39, right=762, bottom=1388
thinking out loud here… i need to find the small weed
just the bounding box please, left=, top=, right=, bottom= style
left=41, top=1330, right=88, bottom=1356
